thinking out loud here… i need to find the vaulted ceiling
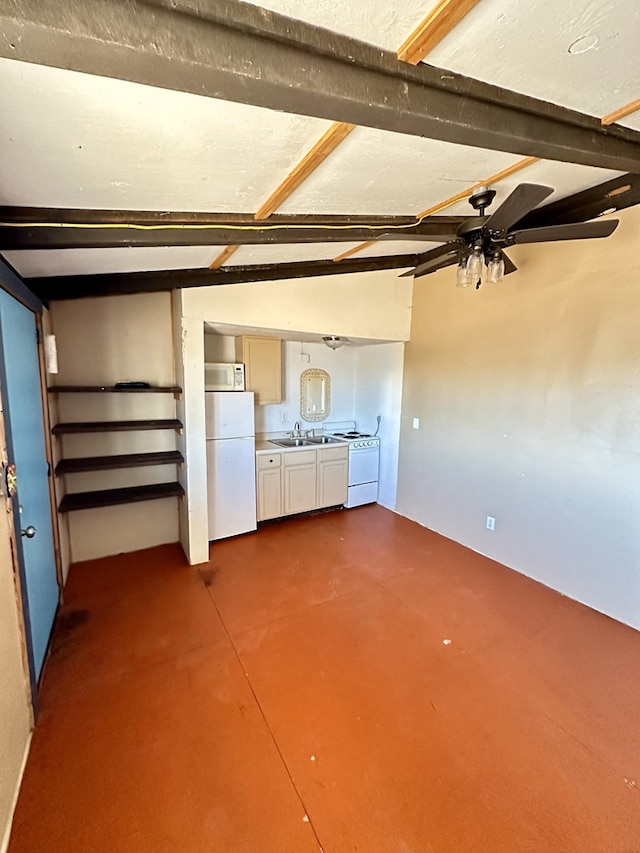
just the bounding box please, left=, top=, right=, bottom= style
left=0, top=0, right=639, bottom=300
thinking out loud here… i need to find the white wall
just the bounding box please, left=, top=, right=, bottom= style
left=41, top=308, right=71, bottom=582
left=396, top=207, right=640, bottom=630
left=49, top=293, right=180, bottom=562
left=355, top=343, right=405, bottom=509
left=173, top=292, right=208, bottom=565
left=0, top=404, right=32, bottom=853
left=204, top=332, right=405, bottom=508
left=205, top=335, right=358, bottom=433
left=180, top=271, right=413, bottom=563
left=259, top=340, right=357, bottom=433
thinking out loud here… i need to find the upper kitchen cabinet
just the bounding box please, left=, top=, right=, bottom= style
left=235, top=335, right=282, bottom=405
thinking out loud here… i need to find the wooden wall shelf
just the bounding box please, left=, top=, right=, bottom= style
left=59, top=482, right=185, bottom=513
left=52, top=419, right=182, bottom=435
left=48, top=385, right=182, bottom=394
left=51, top=378, right=185, bottom=517
left=55, top=451, right=184, bottom=475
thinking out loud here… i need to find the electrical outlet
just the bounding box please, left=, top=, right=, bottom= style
left=280, top=411, right=288, bottom=424
left=486, top=516, right=495, bottom=531
left=412, top=417, right=420, bottom=430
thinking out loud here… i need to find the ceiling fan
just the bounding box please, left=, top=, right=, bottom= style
left=383, top=183, right=619, bottom=288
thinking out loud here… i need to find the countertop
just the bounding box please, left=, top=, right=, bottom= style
left=255, top=437, right=347, bottom=455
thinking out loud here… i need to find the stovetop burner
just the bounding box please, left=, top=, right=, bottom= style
left=333, top=431, right=373, bottom=438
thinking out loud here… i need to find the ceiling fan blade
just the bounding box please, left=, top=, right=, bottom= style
left=514, top=174, right=640, bottom=230
left=500, top=251, right=517, bottom=275
left=401, top=247, right=466, bottom=279
left=484, top=184, right=554, bottom=233
left=397, top=241, right=461, bottom=277
left=509, top=219, right=619, bottom=245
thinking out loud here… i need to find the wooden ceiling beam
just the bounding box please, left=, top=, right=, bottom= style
left=0, top=210, right=465, bottom=251
left=254, top=122, right=356, bottom=220
left=601, top=99, right=640, bottom=126
left=397, top=0, right=482, bottom=64
left=209, top=245, right=239, bottom=270
left=29, top=254, right=421, bottom=302
left=333, top=93, right=640, bottom=263
left=212, top=0, right=487, bottom=267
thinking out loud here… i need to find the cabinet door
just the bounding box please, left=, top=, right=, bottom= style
left=236, top=336, right=282, bottom=405
left=283, top=463, right=317, bottom=515
left=257, top=468, right=282, bottom=521
left=318, top=458, right=348, bottom=508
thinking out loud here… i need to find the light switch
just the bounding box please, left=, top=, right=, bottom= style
left=412, top=417, right=420, bottom=430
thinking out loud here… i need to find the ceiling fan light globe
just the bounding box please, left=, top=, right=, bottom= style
left=487, top=256, right=505, bottom=284
left=456, top=260, right=472, bottom=288
left=466, top=251, right=484, bottom=283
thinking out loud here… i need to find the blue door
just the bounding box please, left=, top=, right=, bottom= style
left=0, top=288, right=59, bottom=682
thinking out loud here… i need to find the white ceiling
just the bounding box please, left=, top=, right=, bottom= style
left=248, top=0, right=640, bottom=117
left=425, top=0, right=640, bottom=118
left=3, top=246, right=221, bottom=278
left=1, top=0, right=638, bottom=279
left=204, top=321, right=387, bottom=346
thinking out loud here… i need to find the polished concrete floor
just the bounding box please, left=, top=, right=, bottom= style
left=9, top=505, right=640, bottom=852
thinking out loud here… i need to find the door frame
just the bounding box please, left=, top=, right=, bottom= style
left=0, top=259, right=61, bottom=712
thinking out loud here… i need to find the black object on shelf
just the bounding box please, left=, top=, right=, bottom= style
left=52, top=419, right=182, bottom=434
left=58, top=482, right=185, bottom=513
left=114, top=381, right=150, bottom=389
left=55, top=451, right=184, bottom=475
left=48, top=385, right=181, bottom=394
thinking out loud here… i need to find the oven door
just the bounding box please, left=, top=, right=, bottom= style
left=348, top=447, right=379, bottom=486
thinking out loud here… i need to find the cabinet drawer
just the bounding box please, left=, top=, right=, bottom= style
left=257, top=453, right=282, bottom=469
left=319, top=445, right=348, bottom=462
left=284, top=449, right=317, bottom=466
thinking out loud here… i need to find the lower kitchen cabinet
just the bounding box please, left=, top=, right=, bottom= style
left=317, top=449, right=349, bottom=508
left=257, top=453, right=282, bottom=520
left=283, top=449, right=317, bottom=515
left=256, top=444, right=348, bottom=520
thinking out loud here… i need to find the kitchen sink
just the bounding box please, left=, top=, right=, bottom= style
left=269, top=438, right=311, bottom=447
left=306, top=436, right=343, bottom=444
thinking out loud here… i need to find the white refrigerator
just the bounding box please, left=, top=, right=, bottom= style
left=205, top=391, right=257, bottom=541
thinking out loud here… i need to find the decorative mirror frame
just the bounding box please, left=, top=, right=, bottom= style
left=300, top=368, right=331, bottom=422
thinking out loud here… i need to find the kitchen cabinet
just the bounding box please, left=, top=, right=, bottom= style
left=317, top=447, right=349, bottom=508
left=283, top=449, right=317, bottom=515
left=256, top=444, right=348, bottom=520
left=257, top=453, right=282, bottom=521
left=235, top=335, right=282, bottom=405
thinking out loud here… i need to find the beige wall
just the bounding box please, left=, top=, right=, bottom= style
left=396, top=206, right=640, bottom=629
left=0, top=405, right=32, bottom=853
left=49, top=293, right=180, bottom=562
left=183, top=268, right=414, bottom=342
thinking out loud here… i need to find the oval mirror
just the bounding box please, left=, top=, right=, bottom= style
left=300, top=368, right=331, bottom=422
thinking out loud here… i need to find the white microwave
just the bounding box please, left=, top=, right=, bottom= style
left=205, top=362, right=245, bottom=391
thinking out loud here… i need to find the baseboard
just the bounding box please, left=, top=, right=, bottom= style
left=1, top=732, right=32, bottom=853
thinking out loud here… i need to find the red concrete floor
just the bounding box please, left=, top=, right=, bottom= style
left=8, top=505, right=640, bottom=852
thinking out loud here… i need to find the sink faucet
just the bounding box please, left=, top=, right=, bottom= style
left=292, top=421, right=301, bottom=437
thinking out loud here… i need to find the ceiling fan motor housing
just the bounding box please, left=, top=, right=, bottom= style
left=468, top=186, right=497, bottom=214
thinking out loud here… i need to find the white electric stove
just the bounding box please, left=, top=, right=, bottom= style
left=324, top=421, right=380, bottom=507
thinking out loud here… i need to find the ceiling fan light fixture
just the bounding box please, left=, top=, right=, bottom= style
left=456, top=258, right=472, bottom=288
left=322, top=335, right=348, bottom=350
left=487, top=254, right=505, bottom=284
left=466, top=245, right=484, bottom=287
